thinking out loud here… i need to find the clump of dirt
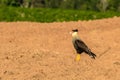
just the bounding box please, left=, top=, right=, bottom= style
left=0, top=17, right=120, bottom=80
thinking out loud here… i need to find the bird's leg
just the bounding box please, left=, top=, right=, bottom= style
left=73, top=50, right=76, bottom=54
left=76, top=54, right=81, bottom=61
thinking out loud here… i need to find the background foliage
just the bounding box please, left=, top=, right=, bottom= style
left=0, top=0, right=120, bottom=11
left=0, top=6, right=119, bottom=22
left=0, top=0, right=120, bottom=22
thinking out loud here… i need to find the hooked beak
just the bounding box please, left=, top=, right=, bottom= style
left=69, top=32, right=72, bottom=34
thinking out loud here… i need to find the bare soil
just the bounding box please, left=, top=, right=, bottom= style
left=0, top=17, right=120, bottom=80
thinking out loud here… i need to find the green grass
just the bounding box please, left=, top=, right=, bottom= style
left=0, top=6, right=120, bottom=22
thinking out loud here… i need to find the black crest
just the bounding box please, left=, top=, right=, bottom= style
left=72, top=29, right=78, bottom=32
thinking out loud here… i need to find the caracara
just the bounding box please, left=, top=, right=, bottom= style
left=71, top=29, right=96, bottom=61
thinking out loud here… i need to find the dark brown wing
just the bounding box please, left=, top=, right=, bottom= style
left=75, top=39, right=90, bottom=52
left=75, top=39, right=96, bottom=59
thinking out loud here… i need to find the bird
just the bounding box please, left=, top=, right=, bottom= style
left=71, top=29, right=96, bottom=61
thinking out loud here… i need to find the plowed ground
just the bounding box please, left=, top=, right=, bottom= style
left=0, top=17, right=120, bottom=80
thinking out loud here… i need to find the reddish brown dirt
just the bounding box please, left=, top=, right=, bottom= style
left=0, top=17, right=120, bottom=80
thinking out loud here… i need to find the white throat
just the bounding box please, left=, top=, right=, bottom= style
left=72, top=32, right=78, bottom=37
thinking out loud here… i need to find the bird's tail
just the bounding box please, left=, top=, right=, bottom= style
left=89, top=52, right=96, bottom=59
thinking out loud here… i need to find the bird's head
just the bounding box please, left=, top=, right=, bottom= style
left=70, top=29, right=79, bottom=37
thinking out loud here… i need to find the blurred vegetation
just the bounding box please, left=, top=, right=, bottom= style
left=0, top=0, right=120, bottom=22
left=0, top=0, right=120, bottom=11
left=0, top=6, right=119, bottom=22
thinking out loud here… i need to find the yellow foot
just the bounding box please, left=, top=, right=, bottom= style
left=76, top=54, right=81, bottom=61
